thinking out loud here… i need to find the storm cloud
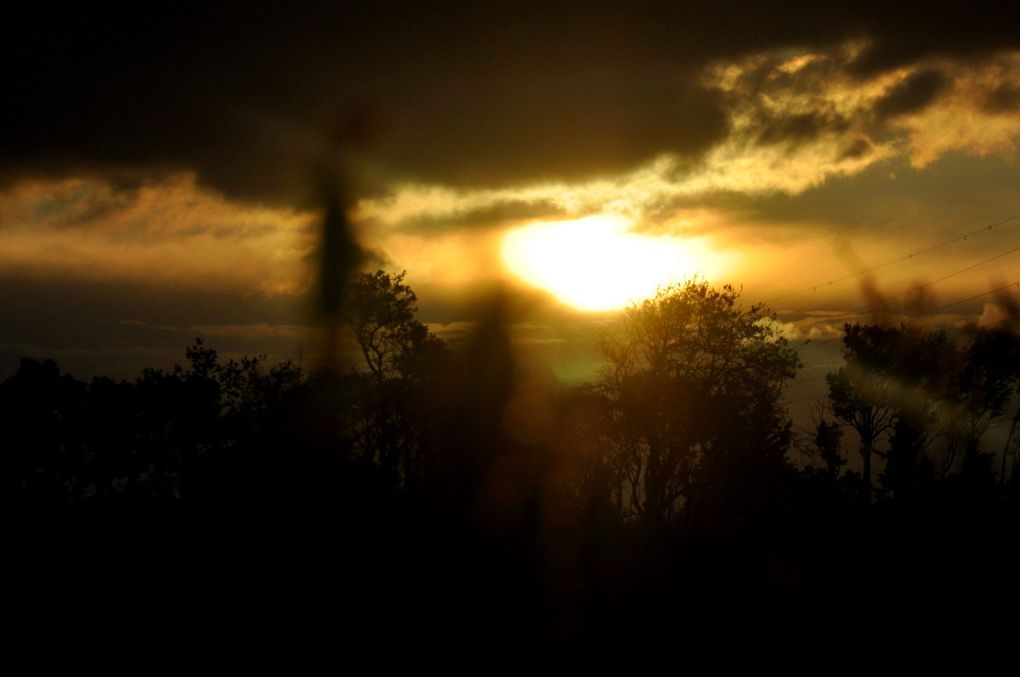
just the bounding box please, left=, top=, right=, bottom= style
left=5, top=3, right=1020, bottom=204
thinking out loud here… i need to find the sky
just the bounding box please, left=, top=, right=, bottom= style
left=3, top=3, right=1020, bottom=389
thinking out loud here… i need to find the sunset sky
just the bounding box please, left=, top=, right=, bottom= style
left=3, top=3, right=1019, bottom=390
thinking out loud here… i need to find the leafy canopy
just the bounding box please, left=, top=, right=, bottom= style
left=595, top=279, right=801, bottom=524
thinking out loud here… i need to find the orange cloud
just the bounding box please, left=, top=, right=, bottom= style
left=0, top=173, right=317, bottom=296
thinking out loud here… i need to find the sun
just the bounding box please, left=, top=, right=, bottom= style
left=501, top=214, right=718, bottom=312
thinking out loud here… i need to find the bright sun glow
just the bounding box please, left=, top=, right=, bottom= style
left=501, top=214, right=721, bottom=312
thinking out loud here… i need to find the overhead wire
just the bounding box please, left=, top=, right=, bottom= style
left=726, top=211, right=1020, bottom=403
left=763, top=213, right=1020, bottom=305
left=783, top=279, right=1020, bottom=404
left=794, top=242, right=1020, bottom=332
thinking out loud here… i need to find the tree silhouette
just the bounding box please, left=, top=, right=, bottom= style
left=812, top=416, right=846, bottom=479
left=825, top=321, right=1020, bottom=500
left=940, top=327, right=1019, bottom=484
left=825, top=323, right=902, bottom=501
left=7, top=272, right=1020, bottom=656
left=594, top=280, right=801, bottom=526
left=341, top=270, right=448, bottom=488
left=345, top=270, right=444, bottom=381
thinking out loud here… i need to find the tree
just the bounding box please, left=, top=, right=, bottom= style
left=825, top=321, right=1019, bottom=499
left=825, top=324, right=901, bottom=501
left=345, top=270, right=444, bottom=381
left=342, top=270, right=447, bottom=488
left=811, top=416, right=846, bottom=479
left=825, top=323, right=955, bottom=501
left=594, top=280, right=801, bottom=526
left=943, top=327, right=1018, bottom=483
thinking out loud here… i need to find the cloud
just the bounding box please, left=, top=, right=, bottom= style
left=356, top=43, right=1020, bottom=235
left=375, top=69, right=730, bottom=189
left=891, top=53, right=1020, bottom=167
left=5, top=4, right=1020, bottom=204
left=983, top=83, right=1020, bottom=113
left=5, top=6, right=1020, bottom=383
left=978, top=302, right=1011, bottom=328
left=390, top=199, right=566, bottom=234
left=10, top=41, right=1011, bottom=322
left=0, top=173, right=317, bottom=296
left=426, top=321, right=478, bottom=343
left=2, top=5, right=734, bottom=202
left=873, top=69, right=949, bottom=119
left=846, top=4, right=1020, bottom=75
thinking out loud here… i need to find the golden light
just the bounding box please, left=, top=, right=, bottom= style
left=501, top=214, right=722, bottom=312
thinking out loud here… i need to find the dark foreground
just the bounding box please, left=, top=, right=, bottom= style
left=6, top=357, right=1019, bottom=664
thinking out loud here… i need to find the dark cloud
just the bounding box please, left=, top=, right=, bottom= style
left=839, top=137, right=875, bottom=161
left=983, top=83, right=1020, bottom=113
left=846, top=1, right=1020, bottom=75
left=378, top=72, right=729, bottom=187
left=389, top=200, right=566, bottom=234
left=3, top=4, right=733, bottom=203
left=753, top=111, right=852, bottom=146
left=873, top=69, right=949, bottom=120
left=4, top=2, right=1020, bottom=205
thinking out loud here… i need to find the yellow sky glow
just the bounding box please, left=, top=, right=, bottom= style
left=501, top=214, right=728, bottom=312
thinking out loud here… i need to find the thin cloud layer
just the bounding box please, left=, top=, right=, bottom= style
left=0, top=173, right=316, bottom=296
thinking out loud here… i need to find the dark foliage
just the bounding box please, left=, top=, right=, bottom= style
left=6, top=273, right=1020, bottom=661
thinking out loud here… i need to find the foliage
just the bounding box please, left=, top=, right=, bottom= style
left=7, top=274, right=1020, bottom=652
left=345, top=270, right=445, bottom=381
left=594, top=279, right=801, bottom=525
left=342, top=270, right=449, bottom=487
left=825, top=322, right=1020, bottom=496
left=812, top=417, right=846, bottom=478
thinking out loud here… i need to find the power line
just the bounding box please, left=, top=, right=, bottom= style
left=795, top=244, right=1020, bottom=332
left=928, top=279, right=1020, bottom=314
left=760, top=212, right=1020, bottom=403
left=785, top=279, right=1020, bottom=402
left=764, top=213, right=1020, bottom=305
